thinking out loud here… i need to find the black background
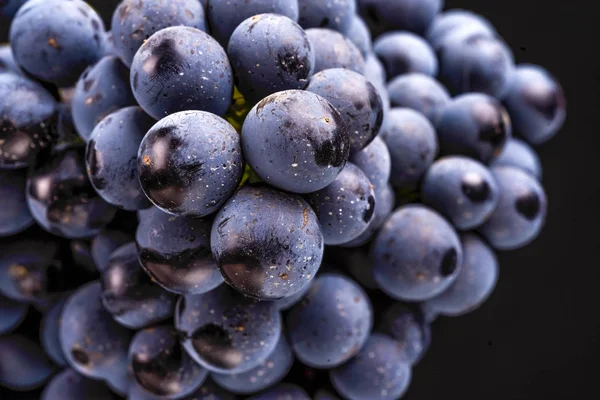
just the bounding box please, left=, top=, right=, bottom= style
left=1, top=0, right=599, bottom=399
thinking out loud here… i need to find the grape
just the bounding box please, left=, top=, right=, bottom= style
left=248, top=384, right=310, bottom=400
left=349, top=136, right=391, bottom=191
left=137, top=110, right=243, bottom=217
left=306, top=68, right=383, bottom=154
left=101, top=242, right=176, bottom=329
left=211, top=184, right=323, bottom=299
left=207, top=0, right=298, bottom=47
left=0, top=237, right=60, bottom=304
left=502, top=64, right=566, bottom=144
left=425, top=233, right=499, bottom=316
left=69, top=240, right=97, bottom=274
left=346, top=16, right=372, bottom=57
left=241, top=90, right=349, bottom=194
left=0, top=43, right=22, bottom=75
left=479, top=166, right=547, bottom=250
left=40, top=297, right=68, bottom=366
left=377, top=302, right=431, bottom=365
left=305, top=28, right=365, bottom=74
left=130, top=26, right=233, bottom=120
left=426, top=9, right=495, bottom=50
left=136, top=206, right=223, bottom=295
left=421, top=156, right=500, bottom=230
left=380, top=108, right=438, bottom=189
left=228, top=13, right=314, bottom=104
left=373, top=32, right=438, bottom=79
left=340, top=182, right=395, bottom=247
left=91, top=229, right=132, bottom=273
left=306, top=162, right=376, bottom=245
left=439, top=33, right=514, bottom=98
left=9, top=0, right=105, bottom=86
left=0, top=334, right=56, bottom=391
left=330, top=333, right=412, bottom=400
left=86, top=106, right=155, bottom=211
left=41, top=369, right=115, bottom=400
left=387, top=73, right=451, bottom=123
left=490, top=138, right=542, bottom=180
left=72, top=56, right=137, bottom=140
left=175, top=284, right=282, bottom=374
left=0, top=294, right=28, bottom=335
left=286, top=273, right=373, bottom=368
left=59, top=281, right=132, bottom=382
left=329, top=245, right=378, bottom=290
left=0, top=73, right=58, bottom=169
left=297, top=0, right=356, bottom=33
left=129, top=325, right=208, bottom=399
left=0, top=168, right=34, bottom=236
left=435, top=93, right=511, bottom=163
left=111, top=0, right=207, bottom=67
left=358, top=0, right=443, bottom=36
left=26, top=146, right=118, bottom=239
left=372, top=205, right=463, bottom=301
left=212, top=334, right=294, bottom=395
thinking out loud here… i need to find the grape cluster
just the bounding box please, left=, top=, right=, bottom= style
left=0, top=0, right=566, bottom=399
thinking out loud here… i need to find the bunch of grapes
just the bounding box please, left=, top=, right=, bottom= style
left=1, top=0, right=565, bottom=399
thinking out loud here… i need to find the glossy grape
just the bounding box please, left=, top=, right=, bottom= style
left=136, top=206, right=223, bottom=295
left=176, top=284, right=282, bottom=374
left=138, top=110, right=243, bottom=217
left=211, top=184, right=323, bottom=299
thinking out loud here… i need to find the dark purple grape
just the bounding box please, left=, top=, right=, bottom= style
left=373, top=32, right=438, bottom=79
left=211, top=184, right=323, bottom=300
left=136, top=206, right=223, bottom=295
left=101, top=242, right=176, bottom=329
left=137, top=111, right=244, bottom=217
left=305, top=28, right=365, bottom=74
left=372, top=205, right=463, bottom=301
left=502, top=64, right=566, bottom=144
left=241, top=90, right=349, bottom=194
left=0, top=334, right=56, bottom=391
left=59, top=281, right=132, bottom=383
left=9, top=0, right=105, bottom=86
left=421, top=156, right=500, bottom=230
left=111, top=0, right=207, bottom=67
left=0, top=72, right=58, bottom=169
left=130, top=26, right=233, bottom=120
left=306, top=68, right=383, bottom=154
left=228, top=13, right=314, bottom=104
left=306, top=162, right=376, bottom=246
left=129, top=325, right=208, bottom=399
left=72, top=56, right=137, bottom=140
left=175, top=284, right=282, bottom=374
left=86, top=106, right=155, bottom=211
left=26, top=147, right=118, bottom=239
left=435, top=93, right=511, bottom=163
left=286, top=273, right=373, bottom=368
